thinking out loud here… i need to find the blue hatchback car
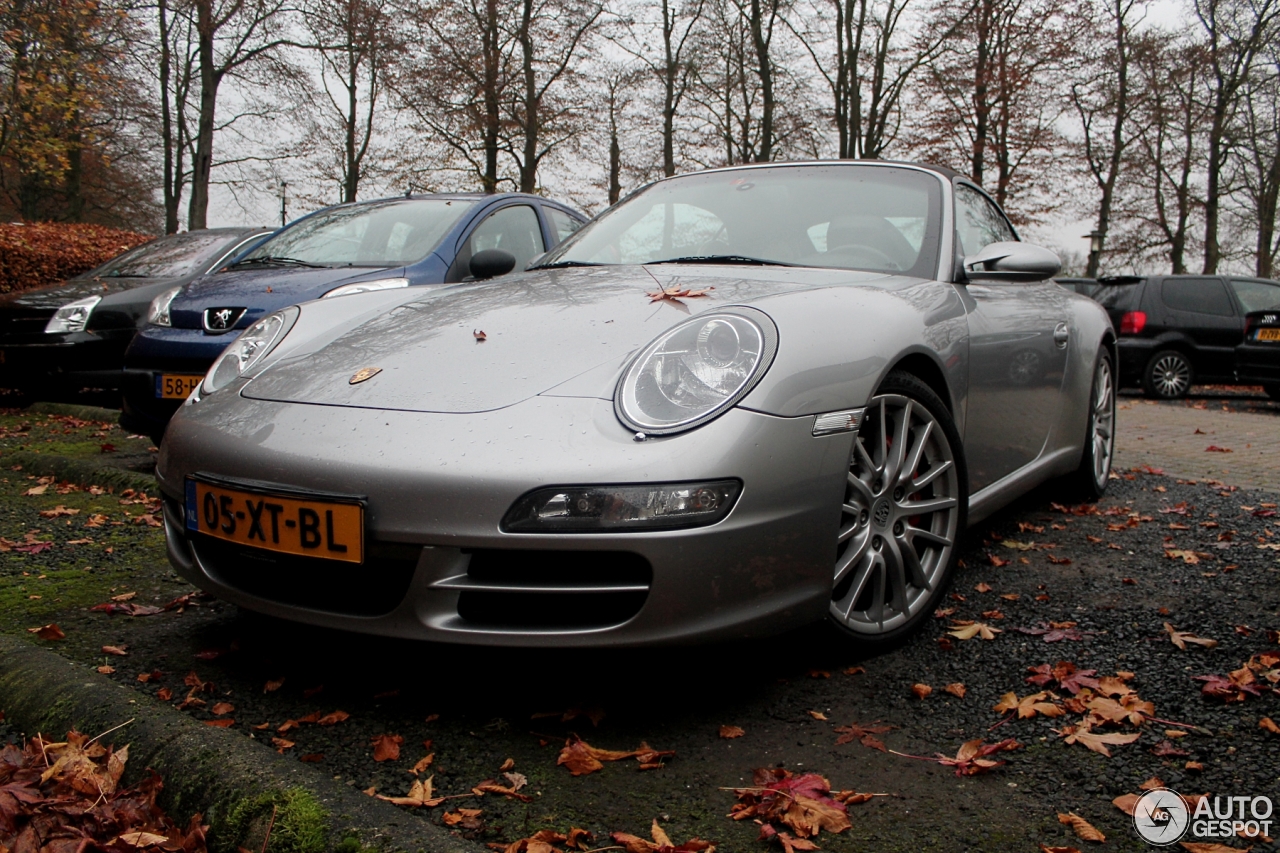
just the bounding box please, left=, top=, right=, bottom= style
left=121, top=192, right=586, bottom=439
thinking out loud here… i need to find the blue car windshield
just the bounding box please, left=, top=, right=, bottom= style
left=538, top=164, right=943, bottom=278
left=241, top=199, right=476, bottom=267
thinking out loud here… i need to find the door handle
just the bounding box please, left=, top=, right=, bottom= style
left=1054, top=322, right=1069, bottom=348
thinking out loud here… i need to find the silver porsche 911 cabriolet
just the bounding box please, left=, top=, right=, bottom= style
left=157, top=161, right=1116, bottom=647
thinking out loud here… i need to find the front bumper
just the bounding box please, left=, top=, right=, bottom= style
left=0, top=330, right=133, bottom=389
left=121, top=325, right=239, bottom=435
left=157, top=391, right=852, bottom=646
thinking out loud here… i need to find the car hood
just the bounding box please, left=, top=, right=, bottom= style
left=176, top=265, right=402, bottom=310
left=0, top=275, right=168, bottom=314
left=242, top=264, right=891, bottom=414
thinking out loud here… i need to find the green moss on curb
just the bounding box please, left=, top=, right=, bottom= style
left=224, top=788, right=330, bottom=853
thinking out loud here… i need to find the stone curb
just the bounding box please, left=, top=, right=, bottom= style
left=2, top=449, right=157, bottom=493
left=26, top=401, right=125, bottom=423
left=0, top=634, right=481, bottom=853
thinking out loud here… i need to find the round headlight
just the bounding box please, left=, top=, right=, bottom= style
left=202, top=307, right=297, bottom=395
left=616, top=308, right=777, bottom=434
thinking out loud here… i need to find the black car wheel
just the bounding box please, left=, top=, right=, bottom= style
left=1142, top=350, right=1193, bottom=399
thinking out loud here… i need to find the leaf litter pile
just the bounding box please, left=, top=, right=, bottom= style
left=0, top=728, right=207, bottom=852
left=7, top=454, right=1280, bottom=850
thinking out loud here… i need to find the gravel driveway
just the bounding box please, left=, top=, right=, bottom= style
left=2, top=403, right=1279, bottom=852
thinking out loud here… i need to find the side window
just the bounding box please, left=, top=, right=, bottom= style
left=1161, top=278, right=1235, bottom=316
left=468, top=205, right=545, bottom=272
left=955, top=184, right=1016, bottom=257
left=545, top=208, right=582, bottom=246
left=1230, top=278, right=1280, bottom=313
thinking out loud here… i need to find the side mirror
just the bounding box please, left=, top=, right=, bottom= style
left=963, top=241, right=1061, bottom=282
left=469, top=248, right=517, bottom=280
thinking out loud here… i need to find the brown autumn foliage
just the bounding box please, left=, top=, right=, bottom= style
left=556, top=735, right=674, bottom=776
left=0, top=223, right=151, bottom=293
left=729, top=768, right=852, bottom=838
left=0, top=729, right=208, bottom=852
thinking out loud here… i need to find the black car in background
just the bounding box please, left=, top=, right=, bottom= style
left=1236, top=309, right=1280, bottom=400
left=1086, top=273, right=1280, bottom=398
left=0, top=227, right=270, bottom=392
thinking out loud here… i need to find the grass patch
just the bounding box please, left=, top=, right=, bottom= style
left=224, top=788, right=329, bottom=853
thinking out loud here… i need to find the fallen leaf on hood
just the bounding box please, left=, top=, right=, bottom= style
left=1164, top=623, right=1218, bottom=650
left=1204, top=445, right=1232, bottom=452
left=473, top=329, right=487, bottom=341
left=376, top=775, right=444, bottom=807
left=556, top=735, right=674, bottom=776
left=1057, top=812, right=1105, bottom=842
left=834, top=721, right=894, bottom=752
left=372, top=733, right=403, bottom=762
left=719, top=725, right=745, bottom=739
left=729, top=767, right=850, bottom=838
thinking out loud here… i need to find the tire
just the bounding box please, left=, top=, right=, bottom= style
left=827, top=370, right=968, bottom=646
left=1142, top=349, right=1193, bottom=399
left=1063, top=350, right=1116, bottom=500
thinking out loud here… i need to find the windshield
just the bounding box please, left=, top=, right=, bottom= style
left=538, top=164, right=943, bottom=277
left=87, top=231, right=244, bottom=279
left=241, top=198, right=475, bottom=267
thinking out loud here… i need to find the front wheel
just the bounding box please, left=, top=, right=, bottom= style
left=1142, top=349, right=1193, bottom=399
left=827, top=371, right=967, bottom=645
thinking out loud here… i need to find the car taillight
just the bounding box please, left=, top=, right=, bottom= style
left=1119, top=311, right=1146, bottom=335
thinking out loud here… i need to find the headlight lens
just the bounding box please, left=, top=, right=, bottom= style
left=501, top=480, right=742, bottom=532
left=616, top=309, right=777, bottom=434
left=202, top=306, right=297, bottom=394
left=147, top=286, right=182, bottom=326
left=322, top=277, right=409, bottom=298
left=44, top=296, right=101, bottom=333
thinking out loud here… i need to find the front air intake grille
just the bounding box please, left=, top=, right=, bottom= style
left=452, top=550, right=651, bottom=629
left=191, top=534, right=419, bottom=617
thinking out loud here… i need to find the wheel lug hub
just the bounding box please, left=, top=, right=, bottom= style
left=893, top=521, right=903, bottom=535
left=893, top=486, right=904, bottom=500
left=872, top=535, right=882, bottom=550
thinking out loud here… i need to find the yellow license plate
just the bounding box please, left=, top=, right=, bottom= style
left=1258, top=328, right=1280, bottom=341
left=186, top=480, right=363, bottom=563
left=156, top=373, right=203, bottom=399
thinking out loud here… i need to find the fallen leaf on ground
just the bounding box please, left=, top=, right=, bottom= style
left=1164, top=623, right=1219, bottom=650
left=806, top=710, right=828, bottom=721
left=994, top=691, right=1065, bottom=719
left=932, top=738, right=1022, bottom=776
left=102, top=645, right=128, bottom=656
left=556, top=735, right=674, bottom=776
left=377, top=775, right=444, bottom=807
left=27, top=623, right=65, bottom=640
left=316, top=710, right=350, bottom=725
left=410, top=753, right=435, bottom=775
left=948, top=621, right=1002, bottom=640
left=1057, top=723, right=1140, bottom=756
left=210, top=702, right=234, bottom=716
left=729, top=767, right=850, bottom=838
left=719, top=725, right=745, bottom=739
left=1260, top=717, right=1280, bottom=734
left=372, top=733, right=403, bottom=762
left=834, top=721, right=894, bottom=752
left=1057, top=812, right=1105, bottom=842
left=944, top=683, right=966, bottom=699
left=911, top=683, right=932, bottom=700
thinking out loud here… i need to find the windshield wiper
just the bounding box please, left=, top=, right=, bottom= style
left=645, top=254, right=794, bottom=267
left=104, top=272, right=150, bottom=278
left=229, top=255, right=326, bottom=269
left=528, top=259, right=604, bottom=270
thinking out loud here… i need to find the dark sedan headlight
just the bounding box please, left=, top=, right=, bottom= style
left=44, top=296, right=100, bottom=333
left=148, top=286, right=182, bottom=327
left=616, top=308, right=777, bottom=435
left=201, top=307, right=298, bottom=394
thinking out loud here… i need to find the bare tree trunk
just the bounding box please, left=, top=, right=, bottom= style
left=159, top=0, right=180, bottom=233
left=517, top=0, right=538, bottom=192
left=746, top=0, right=774, bottom=161
left=482, top=0, right=500, bottom=192
left=188, top=0, right=216, bottom=230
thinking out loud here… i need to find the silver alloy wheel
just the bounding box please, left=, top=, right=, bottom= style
left=831, top=392, right=961, bottom=634
left=1150, top=353, right=1191, bottom=397
left=1090, top=357, right=1116, bottom=488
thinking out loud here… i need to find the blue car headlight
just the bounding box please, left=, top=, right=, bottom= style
left=615, top=308, right=778, bottom=435
left=201, top=306, right=298, bottom=395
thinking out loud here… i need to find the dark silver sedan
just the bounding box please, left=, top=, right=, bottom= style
left=156, top=162, right=1116, bottom=647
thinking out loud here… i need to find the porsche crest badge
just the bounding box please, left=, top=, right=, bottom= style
left=349, top=367, right=382, bottom=385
